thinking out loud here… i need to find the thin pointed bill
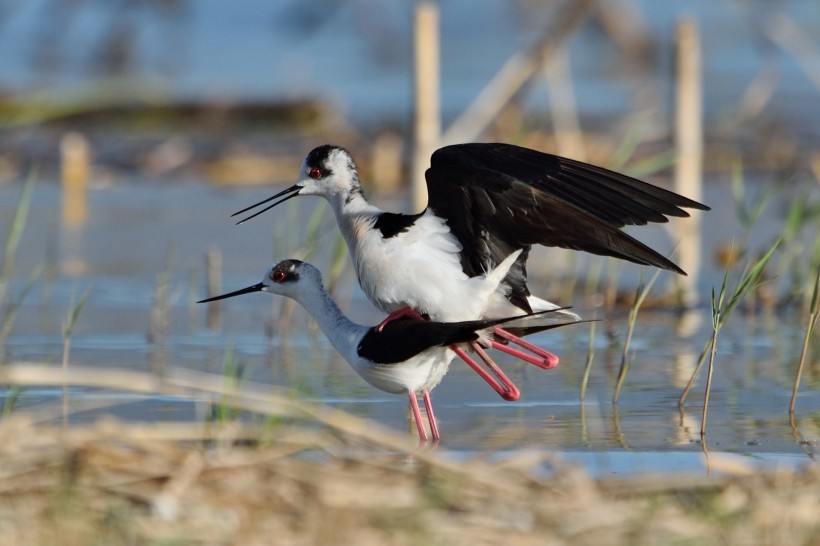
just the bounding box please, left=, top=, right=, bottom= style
left=197, top=282, right=265, bottom=303
left=232, top=184, right=302, bottom=224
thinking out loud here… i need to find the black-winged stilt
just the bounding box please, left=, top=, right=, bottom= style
left=232, top=143, right=709, bottom=393
left=198, top=259, right=579, bottom=442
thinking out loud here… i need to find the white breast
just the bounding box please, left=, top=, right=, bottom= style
left=350, top=211, right=513, bottom=322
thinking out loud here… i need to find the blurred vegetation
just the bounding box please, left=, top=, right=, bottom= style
left=0, top=395, right=817, bottom=546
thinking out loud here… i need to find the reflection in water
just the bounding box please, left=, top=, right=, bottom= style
left=579, top=398, right=604, bottom=448
left=672, top=309, right=703, bottom=389
left=59, top=221, right=88, bottom=278
left=610, top=404, right=630, bottom=450
left=673, top=405, right=702, bottom=447
left=58, top=133, right=91, bottom=278
left=701, top=438, right=713, bottom=477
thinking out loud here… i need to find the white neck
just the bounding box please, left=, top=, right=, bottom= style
left=327, top=189, right=382, bottom=252
left=290, top=282, right=368, bottom=363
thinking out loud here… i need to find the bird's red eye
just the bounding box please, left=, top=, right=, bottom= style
left=274, top=270, right=286, bottom=282
left=308, top=167, right=322, bottom=179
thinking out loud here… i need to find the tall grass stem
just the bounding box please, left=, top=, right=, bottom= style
left=62, top=288, right=91, bottom=424
left=613, top=268, right=661, bottom=404
left=789, top=262, right=820, bottom=414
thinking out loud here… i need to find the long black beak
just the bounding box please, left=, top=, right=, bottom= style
left=232, top=184, right=302, bottom=224
left=197, top=282, right=265, bottom=303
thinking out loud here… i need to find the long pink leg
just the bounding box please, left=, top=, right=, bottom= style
left=376, top=306, right=426, bottom=332
left=491, top=327, right=560, bottom=369
left=422, top=390, right=440, bottom=441
left=380, top=307, right=522, bottom=406
left=407, top=391, right=428, bottom=442
left=452, top=343, right=521, bottom=401
left=385, top=309, right=556, bottom=404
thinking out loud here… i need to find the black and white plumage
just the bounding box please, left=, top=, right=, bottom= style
left=198, top=259, right=577, bottom=441
left=233, top=143, right=709, bottom=324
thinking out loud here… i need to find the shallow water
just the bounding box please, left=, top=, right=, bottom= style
left=0, top=178, right=818, bottom=476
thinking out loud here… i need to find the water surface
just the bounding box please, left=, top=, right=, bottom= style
left=1, top=177, right=817, bottom=476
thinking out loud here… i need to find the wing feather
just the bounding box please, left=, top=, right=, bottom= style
left=425, top=143, right=709, bottom=281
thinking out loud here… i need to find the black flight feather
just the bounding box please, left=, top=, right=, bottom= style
left=425, top=143, right=710, bottom=293
left=357, top=308, right=577, bottom=365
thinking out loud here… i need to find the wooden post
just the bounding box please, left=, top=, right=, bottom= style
left=411, top=0, right=440, bottom=213
left=441, top=0, right=594, bottom=146
left=672, top=17, right=703, bottom=308
left=60, top=132, right=90, bottom=229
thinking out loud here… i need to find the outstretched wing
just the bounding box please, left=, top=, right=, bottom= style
left=425, top=143, right=709, bottom=284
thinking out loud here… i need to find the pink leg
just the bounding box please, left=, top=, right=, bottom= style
left=376, top=306, right=426, bottom=332
left=422, top=390, right=440, bottom=441
left=452, top=342, right=521, bottom=401
left=491, top=327, right=560, bottom=369
left=407, top=391, right=428, bottom=442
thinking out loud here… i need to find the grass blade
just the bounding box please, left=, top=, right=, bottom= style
left=680, top=239, right=780, bottom=410
left=0, top=265, right=43, bottom=348
left=579, top=315, right=596, bottom=402
left=789, top=261, right=820, bottom=414
left=62, top=288, right=92, bottom=424
left=613, top=268, right=661, bottom=405
left=0, top=168, right=37, bottom=301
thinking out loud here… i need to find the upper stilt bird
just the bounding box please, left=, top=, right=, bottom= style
left=232, top=143, right=709, bottom=396
left=198, top=259, right=579, bottom=441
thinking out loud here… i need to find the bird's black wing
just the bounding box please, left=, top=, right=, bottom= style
left=357, top=318, right=479, bottom=365
left=425, top=143, right=710, bottom=285
left=357, top=309, right=578, bottom=365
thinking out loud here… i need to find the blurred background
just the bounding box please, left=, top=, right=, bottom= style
left=0, top=0, right=818, bottom=180
left=0, top=0, right=817, bottom=458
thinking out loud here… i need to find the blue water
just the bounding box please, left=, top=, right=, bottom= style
left=1, top=178, right=817, bottom=476
left=1, top=0, right=819, bottom=475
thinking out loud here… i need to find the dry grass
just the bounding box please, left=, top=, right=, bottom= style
left=0, top=365, right=818, bottom=545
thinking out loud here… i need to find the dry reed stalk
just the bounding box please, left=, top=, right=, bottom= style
left=0, top=408, right=819, bottom=545
left=0, top=364, right=448, bottom=457
left=543, top=47, right=586, bottom=161
left=441, top=0, right=595, bottom=145
left=152, top=450, right=206, bottom=519
left=765, top=13, right=820, bottom=93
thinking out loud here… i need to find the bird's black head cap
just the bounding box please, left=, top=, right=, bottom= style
left=305, top=144, right=355, bottom=178
left=268, top=259, right=304, bottom=285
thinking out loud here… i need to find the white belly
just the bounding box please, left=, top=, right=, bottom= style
left=354, top=347, right=455, bottom=394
